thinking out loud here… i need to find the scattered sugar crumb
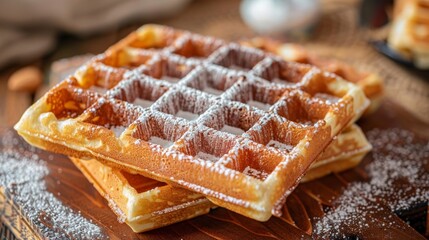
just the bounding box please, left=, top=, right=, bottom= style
left=196, top=152, right=219, bottom=162
left=315, top=128, right=429, bottom=238
left=220, top=125, right=245, bottom=136
left=149, top=136, right=173, bottom=148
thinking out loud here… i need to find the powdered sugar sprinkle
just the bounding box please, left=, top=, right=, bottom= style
left=314, top=128, right=429, bottom=238
left=0, top=131, right=104, bottom=239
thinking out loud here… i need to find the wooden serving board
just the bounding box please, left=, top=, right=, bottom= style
left=1, top=100, right=428, bottom=239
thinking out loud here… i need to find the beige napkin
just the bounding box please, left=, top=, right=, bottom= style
left=0, top=0, right=191, bottom=69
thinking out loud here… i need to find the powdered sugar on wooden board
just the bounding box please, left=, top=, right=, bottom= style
left=315, top=128, right=429, bottom=238
left=0, top=131, right=104, bottom=239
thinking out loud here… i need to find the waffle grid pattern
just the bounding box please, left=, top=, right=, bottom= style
left=15, top=25, right=369, bottom=220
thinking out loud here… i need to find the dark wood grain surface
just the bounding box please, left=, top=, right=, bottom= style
left=1, top=99, right=428, bottom=239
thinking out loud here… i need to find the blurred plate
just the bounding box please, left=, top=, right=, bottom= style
left=371, top=40, right=429, bottom=74
left=371, top=40, right=414, bottom=67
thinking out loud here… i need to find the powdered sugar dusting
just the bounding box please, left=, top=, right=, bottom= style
left=247, top=100, right=271, bottom=111
left=133, top=98, right=154, bottom=108
left=196, top=151, right=219, bottom=162
left=0, top=132, right=104, bottom=239
left=162, top=75, right=180, bottom=83
left=272, top=78, right=294, bottom=86
left=149, top=136, right=173, bottom=148
left=89, top=86, right=108, bottom=94
left=220, top=125, right=245, bottom=136
left=267, top=140, right=294, bottom=152
left=314, top=93, right=339, bottom=104
left=106, top=196, right=126, bottom=223
left=203, top=86, right=223, bottom=96
left=229, top=65, right=247, bottom=71
left=176, top=110, right=199, bottom=121
left=243, top=166, right=269, bottom=180
left=111, top=126, right=127, bottom=138
left=315, top=128, right=429, bottom=238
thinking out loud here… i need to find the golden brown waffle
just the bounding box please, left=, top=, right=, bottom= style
left=388, top=0, right=429, bottom=69
left=70, top=124, right=370, bottom=232
left=241, top=38, right=384, bottom=115
left=15, top=24, right=369, bottom=221
left=70, top=157, right=214, bottom=233
left=301, top=124, right=371, bottom=182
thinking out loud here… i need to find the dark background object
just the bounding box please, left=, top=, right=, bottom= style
left=371, top=40, right=414, bottom=67
left=359, top=0, right=392, bottom=28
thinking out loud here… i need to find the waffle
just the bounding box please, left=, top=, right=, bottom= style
left=388, top=0, right=429, bottom=69
left=70, top=157, right=214, bottom=233
left=301, top=124, right=371, bottom=182
left=241, top=38, right=384, bottom=114
left=70, top=124, right=370, bottom=232
left=15, top=24, right=369, bottom=221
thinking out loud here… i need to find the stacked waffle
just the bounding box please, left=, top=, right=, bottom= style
left=15, top=25, right=378, bottom=232
left=388, top=0, right=429, bottom=69
left=241, top=38, right=384, bottom=114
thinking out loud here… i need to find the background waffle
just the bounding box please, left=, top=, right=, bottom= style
left=15, top=24, right=369, bottom=221
left=241, top=38, right=384, bottom=115
left=70, top=124, right=370, bottom=232
left=388, top=0, right=429, bottom=69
